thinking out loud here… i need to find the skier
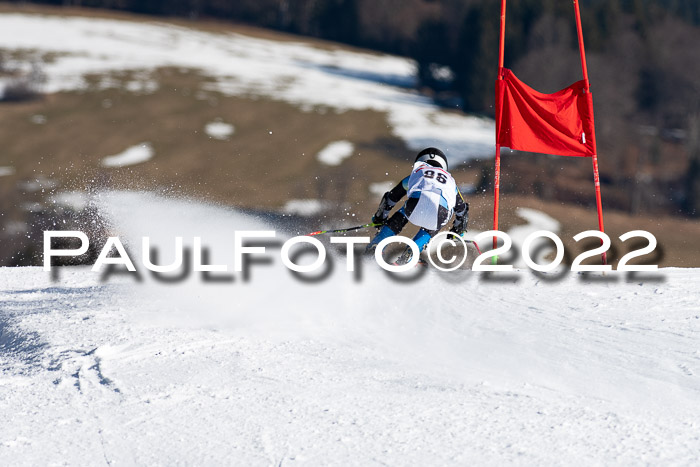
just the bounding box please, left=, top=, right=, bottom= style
left=367, top=147, right=469, bottom=265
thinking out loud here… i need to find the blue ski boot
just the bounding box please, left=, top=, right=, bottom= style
left=365, top=225, right=396, bottom=254
left=394, top=229, right=432, bottom=266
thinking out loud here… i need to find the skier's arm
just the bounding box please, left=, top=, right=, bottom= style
left=372, top=177, right=408, bottom=225
left=450, top=188, right=469, bottom=235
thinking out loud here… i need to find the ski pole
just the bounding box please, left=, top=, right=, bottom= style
left=306, top=222, right=381, bottom=236
left=467, top=239, right=482, bottom=255
left=450, top=232, right=482, bottom=255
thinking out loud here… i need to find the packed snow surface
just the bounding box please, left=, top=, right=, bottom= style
left=0, top=13, right=494, bottom=163
left=101, top=143, right=154, bottom=168
left=1, top=191, right=700, bottom=465
left=316, top=140, right=354, bottom=166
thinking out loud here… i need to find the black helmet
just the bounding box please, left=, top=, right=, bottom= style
left=415, top=147, right=448, bottom=171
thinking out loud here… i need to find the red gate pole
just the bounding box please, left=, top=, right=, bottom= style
left=573, top=0, right=607, bottom=265
left=591, top=154, right=607, bottom=264
left=573, top=0, right=589, bottom=89
left=492, top=0, right=506, bottom=263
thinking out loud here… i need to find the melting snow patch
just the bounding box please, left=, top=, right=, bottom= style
left=317, top=141, right=354, bottom=166
left=369, top=181, right=395, bottom=196
left=20, top=202, right=43, bottom=212
left=0, top=166, right=15, bottom=177
left=282, top=199, right=330, bottom=216
left=508, top=208, right=562, bottom=269
left=30, top=114, right=47, bottom=124
left=389, top=110, right=495, bottom=162
left=0, top=13, right=494, bottom=163
left=3, top=220, right=27, bottom=235
left=51, top=191, right=89, bottom=211
left=124, top=79, right=158, bottom=94
left=19, top=177, right=58, bottom=192
left=205, top=121, right=235, bottom=140
left=101, top=143, right=154, bottom=168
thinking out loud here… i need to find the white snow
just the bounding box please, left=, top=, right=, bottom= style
left=30, top=114, right=46, bottom=125
left=204, top=120, right=235, bottom=140
left=0, top=13, right=495, bottom=163
left=507, top=207, right=562, bottom=268
left=316, top=140, right=354, bottom=166
left=3, top=220, right=27, bottom=235
left=368, top=181, right=395, bottom=196
left=101, top=143, right=154, bottom=168
left=51, top=191, right=89, bottom=211
left=19, top=177, right=58, bottom=192
left=0, top=166, right=15, bottom=177
left=123, top=78, right=158, bottom=94
left=389, top=109, right=495, bottom=159
left=281, top=199, right=330, bottom=216
left=1, top=190, right=699, bottom=464
left=19, top=202, right=42, bottom=212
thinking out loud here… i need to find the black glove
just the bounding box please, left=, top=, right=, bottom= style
left=450, top=202, right=468, bottom=236
left=449, top=225, right=466, bottom=238
left=371, top=193, right=393, bottom=228
left=371, top=213, right=387, bottom=228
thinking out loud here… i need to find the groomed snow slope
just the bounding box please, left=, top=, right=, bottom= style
left=1, top=191, right=700, bottom=465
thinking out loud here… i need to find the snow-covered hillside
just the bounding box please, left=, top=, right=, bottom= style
left=0, top=12, right=493, bottom=161
left=2, top=191, right=699, bottom=465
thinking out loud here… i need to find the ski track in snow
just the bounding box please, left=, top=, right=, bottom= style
left=0, top=13, right=494, bottom=163
left=1, top=191, right=700, bottom=464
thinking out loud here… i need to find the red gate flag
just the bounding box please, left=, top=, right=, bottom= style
left=492, top=0, right=606, bottom=265
left=496, top=68, right=597, bottom=157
